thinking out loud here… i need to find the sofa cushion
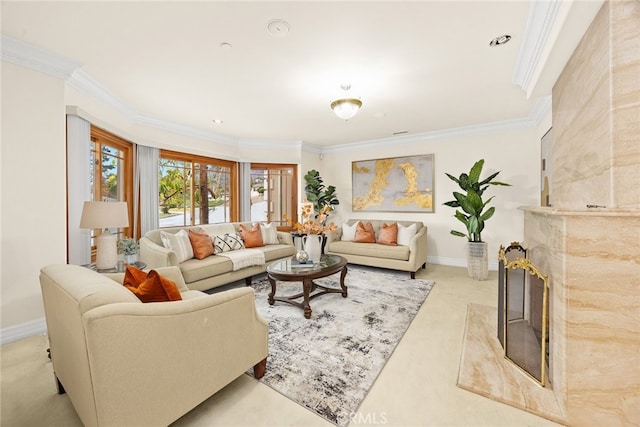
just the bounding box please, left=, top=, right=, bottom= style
left=188, top=229, right=215, bottom=259
left=212, top=233, right=245, bottom=253
left=179, top=255, right=234, bottom=284
left=377, top=222, right=398, bottom=246
left=260, top=222, right=279, bottom=245
left=341, top=222, right=358, bottom=241
left=239, top=224, right=264, bottom=248
left=256, top=243, right=297, bottom=262
left=397, top=223, right=418, bottom=246
left=354, top=221, right=376, bottom=243
left=328, top=241, right=410, bottom=261
left=123, top=266, right=183, bottom=303
left=160, top=229, right=194, bottom=263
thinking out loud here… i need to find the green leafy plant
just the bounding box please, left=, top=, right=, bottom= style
left=443, top=159, right=510, bottom=242
left=117, top=237, right=139, bottom=255
left=303, top=169, right=340, bottom=216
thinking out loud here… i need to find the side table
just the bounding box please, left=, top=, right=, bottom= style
left=81, top=261, right=147, bottom=273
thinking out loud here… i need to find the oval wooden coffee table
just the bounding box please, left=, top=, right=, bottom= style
left=266, top=254, right=348, bottom=319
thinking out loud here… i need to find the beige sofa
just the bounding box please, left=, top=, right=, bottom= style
left=325, top=219, right=428, bottom=278
left=139, top=222, right=296, bottom=291
left=40, top=264, right=268, bottom=427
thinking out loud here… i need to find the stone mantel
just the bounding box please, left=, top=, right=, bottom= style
left=520, top=205, right=640, bottom=218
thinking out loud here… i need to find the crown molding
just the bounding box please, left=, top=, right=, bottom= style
left=1, top=33, right=80, bottom=80
left=67, top=69, right=139, bottom=118
left=512, top=0, right=563, bottom=97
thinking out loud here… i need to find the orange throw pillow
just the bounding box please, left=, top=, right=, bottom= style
left=354, top=221, right=376, bottom=243
left=239, top=224, right=264, bottom=248
left=123, top=266, right=182, bottom=303
left=188, top=228, right=214, bottom=260
left=377, top=222, right=398, bottom=246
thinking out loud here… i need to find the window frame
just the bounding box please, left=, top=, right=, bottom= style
left=250, top=163, right=297, bottom=231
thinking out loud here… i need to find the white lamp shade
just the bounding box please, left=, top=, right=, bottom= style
left=79, top=201, right=129, bottom=229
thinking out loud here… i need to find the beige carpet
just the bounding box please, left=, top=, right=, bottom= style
left=457, top=303, right=565, bottom=424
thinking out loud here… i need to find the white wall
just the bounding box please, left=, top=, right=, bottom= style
left=318, top=126, right=541, bottom=267
left=1, top=63, right=67, bottom=334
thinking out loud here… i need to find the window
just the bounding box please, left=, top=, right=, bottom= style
left=89, top=126, right=133, bottom=255
left=250, top=163, right=297, bottom=229
left=159, top=150, right=237, bottom=227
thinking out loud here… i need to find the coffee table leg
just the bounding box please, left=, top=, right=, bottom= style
left=268, top=274, right=276, bottom=305
left=340, top=265, right=348, bottom=297
left=303, top=278, right=312, bottom=319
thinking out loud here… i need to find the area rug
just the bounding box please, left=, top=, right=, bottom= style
left=247, top=265, right=434, bottom=426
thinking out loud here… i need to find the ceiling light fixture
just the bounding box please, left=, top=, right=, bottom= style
left=330, top=84, right=362, bottom=120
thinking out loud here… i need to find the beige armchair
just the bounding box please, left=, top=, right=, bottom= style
left=40, top=264, right=268, bottom=427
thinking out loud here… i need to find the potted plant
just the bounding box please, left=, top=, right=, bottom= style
left=303, top=169, right=340, bottom=218
left=117, top=237, right=139, bottom=265
left=444, top=159, right=510, bottom=280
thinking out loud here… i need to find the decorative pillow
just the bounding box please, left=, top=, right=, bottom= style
left=239, top=224, right=264, bottom=248
left=188, top=228, right=215, bottom=260
left=341, top=222, right=359, bottom=241
left=354, top=221, right=376, bottom=243
left=377, top=222, right=398, bottom=246
left=123, top=266, right=182, bottom=303
left=213, top=233, right=245, bottom=253
left=260, top=222, right=279, bottom=245
left=160, top=229, right=194, bottom=263
left=397, top=223, right=418, bottom=246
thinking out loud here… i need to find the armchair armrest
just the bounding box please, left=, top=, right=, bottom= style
left=139, top=236, right=179, bottom=268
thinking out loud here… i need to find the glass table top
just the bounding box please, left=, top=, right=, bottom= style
left=267, top=254, right=343, bottom=275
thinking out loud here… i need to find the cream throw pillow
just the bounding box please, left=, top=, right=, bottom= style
left=259, top=222, right=279, bottom=245
left=341, top=222, right=359, bottom=241
left=160, top=229, right=194, bottom=263
left=397, top=223, right=418, bottom=246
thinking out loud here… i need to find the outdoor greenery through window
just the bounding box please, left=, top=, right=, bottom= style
left=159, top=151, right=237, bottom=227
left=250, top=164, right=297, bottom=229
left=89, top=126, right=133, bottom=256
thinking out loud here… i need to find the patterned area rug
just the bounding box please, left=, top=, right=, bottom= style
left=247, top=265, right=434, bottom=426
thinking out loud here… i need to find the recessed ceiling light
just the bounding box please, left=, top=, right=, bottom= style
left=212, top=119, right=223, bottom=124
left=393, top=130, right=409, bottom=136
left=267, top=19, right=290, bottom=37
left=490, top=34, right=512, bottom=46
left=220, top=42, right=232, bottom=49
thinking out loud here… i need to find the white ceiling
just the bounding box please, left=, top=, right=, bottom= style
left=1, top=1, right=602, bottom=147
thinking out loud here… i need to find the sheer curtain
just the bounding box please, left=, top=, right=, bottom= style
left=136, top=145, right=159, bottom=236
left=239, top=162, right=251, bottom=222
left=66, top=115, right=91, bottom=265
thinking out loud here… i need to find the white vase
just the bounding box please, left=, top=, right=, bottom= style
left=124, top=253, right=137, bottom=265
left=466, top=241, right=488, bottom=280
left=302, top=234, right=323, bottom=264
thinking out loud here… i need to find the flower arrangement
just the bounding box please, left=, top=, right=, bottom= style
left=117, top=237, right=139, bottom=255
left=285, top=204, right=337, bottom=235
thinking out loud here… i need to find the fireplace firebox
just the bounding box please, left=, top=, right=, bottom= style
left=498, top=243, right=549, bottom=386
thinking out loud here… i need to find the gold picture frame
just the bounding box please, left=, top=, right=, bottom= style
left=352, top=154, right=434, bottom=212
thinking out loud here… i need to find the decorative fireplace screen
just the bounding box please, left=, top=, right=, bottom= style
left=498, top=243, right=549, bottom=386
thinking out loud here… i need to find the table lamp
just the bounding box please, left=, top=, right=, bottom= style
left=80, top=201, right=129, bottom=270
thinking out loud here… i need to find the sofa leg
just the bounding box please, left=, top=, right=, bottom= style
left=411, top=271, right=416, bottom=279
left=422, top=262, right=426, bottom=269
left=245, top=276, right=253, bottom=286
left=55, top=375, right=66, bottom=395
left=253, top=357, right=267, bottom=379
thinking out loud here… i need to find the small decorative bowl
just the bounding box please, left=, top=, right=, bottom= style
left=296, top=250, right=309, bottom=263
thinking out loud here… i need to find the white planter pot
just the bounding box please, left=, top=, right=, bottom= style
left=124, top=253, right=137, bottom=265
left=466, top=241, right=488, bottom=280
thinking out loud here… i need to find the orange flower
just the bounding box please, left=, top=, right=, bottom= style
left=284, top=205, right=337, bottom=235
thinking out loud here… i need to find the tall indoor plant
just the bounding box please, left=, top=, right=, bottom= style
left=303, top=169, right=340, bottom=217
left=444, top=159, right=510, bottom=280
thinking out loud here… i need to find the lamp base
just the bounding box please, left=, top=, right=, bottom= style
left=95, top=231, right=117, bottom=270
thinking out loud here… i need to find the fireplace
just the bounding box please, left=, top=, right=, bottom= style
left=497, top=243, right=549, bottom=386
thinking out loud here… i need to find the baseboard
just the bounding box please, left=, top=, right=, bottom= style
left=1, top=317, right=47, bottom=346
left=428, top=256, right=499, bottom=271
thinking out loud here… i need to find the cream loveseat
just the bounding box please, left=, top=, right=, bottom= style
left=40, top=264, right=268, bottom=427
left=325, top=219, right=428, bottom=278
left=140, top=222, right=296, bottom=291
